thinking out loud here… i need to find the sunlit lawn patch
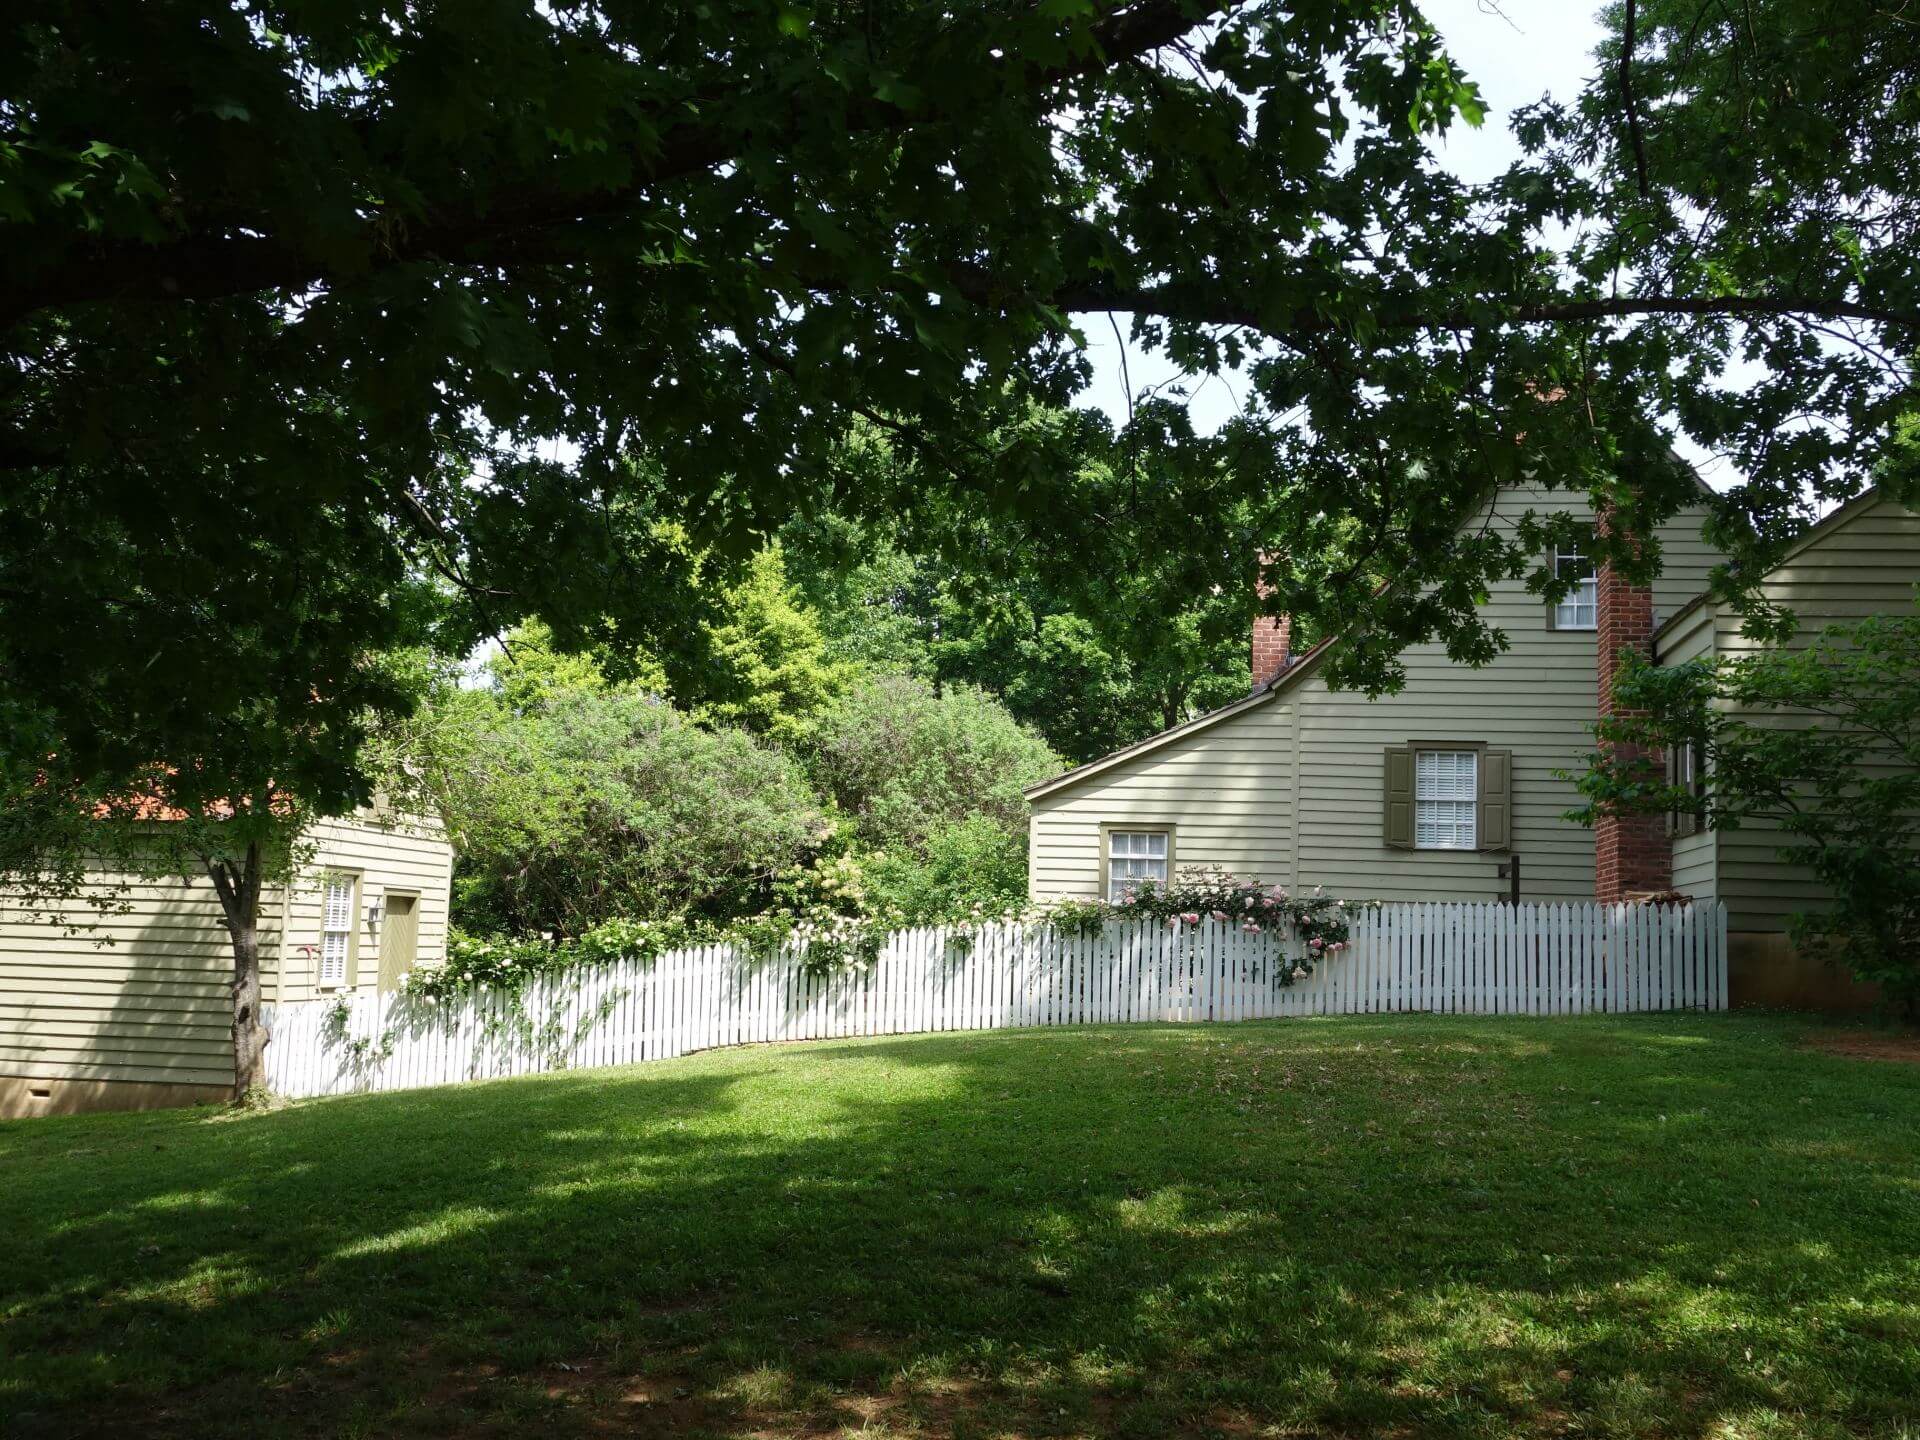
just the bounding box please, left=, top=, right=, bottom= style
left=3, top=1012, right=1917, bottom=1437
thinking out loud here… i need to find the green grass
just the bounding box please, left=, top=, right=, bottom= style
left=4, top=1014, right=1919, bottom=1438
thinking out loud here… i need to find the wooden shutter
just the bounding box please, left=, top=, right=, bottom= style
left=1669, top=744, right=1700, bottom=837
left=1383, top=746, right=1414, bottom=848
left=1478, top=748, right=1512, bottom=851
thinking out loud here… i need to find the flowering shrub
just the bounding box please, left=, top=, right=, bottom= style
left=1046, top=864, right=1355, bottom=983
left=406, top=917, right=696, bottom=998
left=412, top=866, right=1361, bottom=997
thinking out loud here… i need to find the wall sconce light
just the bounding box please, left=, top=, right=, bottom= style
left=366, top=896, right=383, bottom=933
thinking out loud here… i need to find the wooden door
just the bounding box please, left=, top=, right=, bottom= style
left=377, top=893, right=419, bottom=992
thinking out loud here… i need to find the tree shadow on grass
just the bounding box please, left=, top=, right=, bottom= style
left=3, top=1014, right=1918, bottom=1438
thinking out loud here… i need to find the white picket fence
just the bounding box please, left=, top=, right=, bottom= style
left=262, top=900, right=1728, bottom=1099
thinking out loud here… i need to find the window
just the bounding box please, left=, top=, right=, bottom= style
left=1386, top=743, right=1509, bottom=851
left=1106, top=830, right=1169, bottom=901
left=1414, top=749, right=1478, bottom=849
left=1669, top=739, right=1706, bottom=836
left=1551, top=543, right=1597, bottom=630
left=320, top=873, right=357, bottom=988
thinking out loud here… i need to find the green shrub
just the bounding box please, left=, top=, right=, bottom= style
left=806, top=675, right=1061, bottom=852
left=864, top=816, right=1032, bottom=925
left=431, top=687, right=828, bottom=935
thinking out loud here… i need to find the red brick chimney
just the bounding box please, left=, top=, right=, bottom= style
left=1252, top=557, right=1291, bottom=690
left=1593, top=530, right=1672, bottom=902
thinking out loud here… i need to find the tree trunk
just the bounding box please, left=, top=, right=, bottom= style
left=205, top=841, right=270, bottom=1101
left=229, top=919, right=268, bottom=1099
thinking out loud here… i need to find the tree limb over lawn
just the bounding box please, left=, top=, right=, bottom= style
left=3, top=0, right=1917, bottom=956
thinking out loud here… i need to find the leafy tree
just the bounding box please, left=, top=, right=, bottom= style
left=782, top=411, right=1266, bottom=761
left=696, top=546, right=852, bottom=746
left=5, top=0, right=1917, bottom=1037
left=1572, top=602, right=1920, bottom=1015
left=0, top=490, right=437, bottom=1097
left=864, top=816, right=1034, bottom=926
left=806, top=675, right=1061, bottom=854
left=424, top=681, right=828, bottom=937
left=8, top=1, right=1914, bottom=781
left=779, top=512, right=943, bottom=681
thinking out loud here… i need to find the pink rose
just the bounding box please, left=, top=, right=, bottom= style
left=1309, top=936, right=1324, bottom=949
left=1211, top=909, right=1229, bottom=922
left=1180, top=912, right=1201, bottom=925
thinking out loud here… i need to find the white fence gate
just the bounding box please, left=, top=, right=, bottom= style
left=263, top=900, right=1728, bottom=1100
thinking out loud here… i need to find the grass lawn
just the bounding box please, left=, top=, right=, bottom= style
left=4, top=1013, right=1919, bottom=1438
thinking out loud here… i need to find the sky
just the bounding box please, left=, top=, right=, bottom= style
left=1074, top=2, right=1744, bottom=482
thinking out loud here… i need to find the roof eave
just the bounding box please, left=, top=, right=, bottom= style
left=1022, top=639, right=1337, bottom=802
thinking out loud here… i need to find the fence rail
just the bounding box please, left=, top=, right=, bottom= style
left=263, top=900, right=1729, bottom=1099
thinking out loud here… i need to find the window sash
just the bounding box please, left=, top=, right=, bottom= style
left=1552, top=547, right=1597, bottom=629
left=1414, top=750, right=1478, bottom=849
left=320, top=875, right=355, bottom=987
left=1107, top=830, right=1169, bottom=901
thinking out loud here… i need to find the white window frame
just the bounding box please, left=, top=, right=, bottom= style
left=1414, top=749, right=1479, bottom=850
left=1552, top=543, right=1598, bottom=630
left=1105, top=829, right=1170, bottom=902
left=319, top=872, right=358, bottom=989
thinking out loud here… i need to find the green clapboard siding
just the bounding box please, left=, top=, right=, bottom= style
left=0, top=809, right=454, bottom=1092
left=1678, top=495, right=1920, bottom=932
left=1029, top=486, right=1722, bottom=903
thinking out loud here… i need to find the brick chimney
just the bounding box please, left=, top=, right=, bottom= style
left=1252, top=557, right=1292, bottom=690
left=1593, top=532, right=1672, bottom=902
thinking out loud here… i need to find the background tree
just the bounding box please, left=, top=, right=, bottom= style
left=805, top=674, right=1062, bottom=856
left=695, top=546, right=852, bottom=747
left=424, top=676, right=829, bottom=938
left=7, top=0, right=1914, bottom=814
left=781, top=406, right=1272, bottom=762
left=1572, top=600, right=1920, bottom=1016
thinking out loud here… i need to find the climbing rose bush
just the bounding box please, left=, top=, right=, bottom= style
left=1045, top=864, right=1355, bottom=976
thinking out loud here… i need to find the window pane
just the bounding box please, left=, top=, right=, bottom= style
left=1415, top=750, right=1477, bottom=799
left=323, top=877, right=354, bottom=929
left=1107, top=832, right=1169, bottom=901
left=1414, top=751, right=1477, bottom=848
left=320, top=932, right=346, bottom=986
left=1553, top=551, right=1597, bottom=629
left=321, top=876, right=354, bottom=986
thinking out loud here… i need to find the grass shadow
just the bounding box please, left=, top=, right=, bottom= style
left=3, top=1012, right=1918, bottom=1437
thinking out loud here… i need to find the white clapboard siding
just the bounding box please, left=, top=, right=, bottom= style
left=262, top=902, right=1729, bottom=1099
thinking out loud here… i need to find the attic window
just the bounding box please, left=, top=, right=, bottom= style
left=1551, top=544, right=1597, bottom=630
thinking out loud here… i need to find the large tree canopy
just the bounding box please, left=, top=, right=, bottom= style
left=4, top=0, right=1917, bottom=816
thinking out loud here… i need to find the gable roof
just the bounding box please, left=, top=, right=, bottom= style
left=1027, top=468, right=1729, bottom=803
left=1022, top=633, right=1339, bottom=800
left=1651, top=485, right=1885, bottom=647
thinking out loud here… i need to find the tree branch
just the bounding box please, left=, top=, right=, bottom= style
left=0, top=0, right=1212, bottom=328
left=1049, top=276, right=1920, bottom=334
left=1618, top=0, right=1653, bottom=200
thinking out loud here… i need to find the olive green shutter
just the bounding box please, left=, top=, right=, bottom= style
left=1478, top=748, right=1512, bottom=851
left=1383, top=746, right=1414, bottom=848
